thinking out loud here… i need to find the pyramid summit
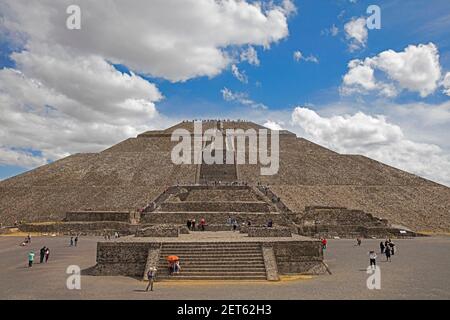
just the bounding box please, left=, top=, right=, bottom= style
left=1, top=119, right=449, bottom=232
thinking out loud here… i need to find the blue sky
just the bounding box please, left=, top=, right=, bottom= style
left=1, top=0, right=450, bottom=184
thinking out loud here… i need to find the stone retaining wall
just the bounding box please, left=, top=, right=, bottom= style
left=93, top=240, right=326, bottom=277
left=158, top=201, right=272, bottom=213
left=141, top=212, right=285, bottom=225
left=19, top=221, right=138, bottom=235
left=65, top=211, right=132, bottom=222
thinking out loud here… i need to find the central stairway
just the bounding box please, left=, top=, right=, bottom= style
left=156, top=242, right=267, bottom=280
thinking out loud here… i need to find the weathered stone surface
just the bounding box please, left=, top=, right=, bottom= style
left=262, top=245, right=279, bottom=281
left=135, top=225, right=179, bottom=237
left=65, top=211, right=132, bottom=222
left=248, top=227, right=292, bottom=237
left=143, top=246, right=161, bottom=280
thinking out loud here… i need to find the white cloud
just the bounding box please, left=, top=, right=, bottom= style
left=221, top=87, right=267, bottom=110
left=263, top=120, right=284, bottom=130
left=442, top=72, right=450, bottom=96
left=0, top=147, right=48, bottom=168
left=240, top=46, right=260, bottom=66
left=1, top=0, right=290, bottom=82
left=291, top=107, right=450, bottom=186
left=341, top=43, right=444, bottom=97
left=0, top=51, right=165, bottom=165
left=231, top=64, right=248, bottom=83
left=0, top=0, right=292, bottom=168
left=344, top=17, right=368, bottom=51
left=293, top=51, right=319, bottom=63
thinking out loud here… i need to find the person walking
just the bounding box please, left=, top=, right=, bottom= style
left=44, top=248, right=50, bottom=263
left=191, top=219, right=196, bottom=231
left=27, top=234, right=31, bottom=244
left=28, top=251, right=35, bottom=268
left=145, top=267, right=157, bottom=292
left=74, top=236, right=78, bottom=247
left=356, top=238, right=362, bottom=246
left=186, top=219, right=191, bottom=230
left=389, top=242, right=396, bottom=256
left=380, top=241, right=385, bottom=254
left=321, top=238, right=327, bottom=250
left=369, top=251, right=377, bottom=270
left=70, top=237, right=74, bottom=246
left=385, top=246, right=391, bottom=262
left=39, top=246, right=46, bottom=263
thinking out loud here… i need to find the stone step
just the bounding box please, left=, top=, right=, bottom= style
left=157, top=275, right=267, bottom=280
left=157, top=266, right=266, bottom=272
left=160, top=256, right=263, bottom=262
left=159, top=252, right=263, bottom=258
left=160, top=249, right=262, bottom=254
left=159, top=271, right=266, bottom=275
left=158, top=262, right=266, bottom=267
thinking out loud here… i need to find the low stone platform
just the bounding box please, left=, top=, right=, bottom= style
left=92, top=231, right=327, bottom=281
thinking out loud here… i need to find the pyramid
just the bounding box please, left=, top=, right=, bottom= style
left=1, top=120, right=449, bottom=232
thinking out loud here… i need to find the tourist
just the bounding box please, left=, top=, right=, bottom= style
left=27, top=234, right=31, bottom=244
left=70, top=237, right=74, bottom=246
left=39, top=246, right=46, bottom=263
left=168, top=261, right=175, bottom=275
left=380, top=241, right=385, bottom=254
left=267, top=219, right=273, bottom=228
left=186, top=219, right=192, bottom=230
left=227, top=216, right=232, bottom=226
left=174, top=261, right=181, bottom=274
left=45, top=248, right=50, bottom=263
left=321, top=238, right=327, bottom=250
left=369, top=251, right=377, bottom=270
left=200, top=218, right=206, bottom=231
left=145, top=267, right=157, bottom=292
left=232, top=220, right=238, bottom=232
left=385, top=246, right=391, bottom=262
left=191, top=219, right=196, bottom=231
left=28, top=251, right=35, bottom=267
left=247, top=220, right=251, bottom=227
left=74, top=236, right=78, bottom=247
left=356, top=238, right=362, bottom=246
left=389, top=242, right=396, bottom=255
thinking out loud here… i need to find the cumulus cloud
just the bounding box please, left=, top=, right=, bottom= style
left=0, top=50, right=165, bottom=166
left=291, top=107, right=450, bottom=186
left=221, top=87, right=268, bottom=110
left=1, top=0, right=290, bottom=82
left=344, top=17, right=368, bottom=51
left=263, top=120, right=284, bottom=130
left=0, top=0, right=292, bottom=168
left=341, top=43, right=444, bottom=97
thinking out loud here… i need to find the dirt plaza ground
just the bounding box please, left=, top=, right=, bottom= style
left=0, top=234, right=449, bottom=300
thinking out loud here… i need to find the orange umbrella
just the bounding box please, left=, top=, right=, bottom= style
left=167, top=255, right=179, bottom=262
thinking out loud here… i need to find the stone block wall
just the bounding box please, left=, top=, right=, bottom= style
left=19, top=221, right=138, bottom=235
left=141, top=212, right=286, bottom=225
left=95, top=242, right=161, bottom=277
left=158, top=201, right=272, bottom=213
left=65, top=211, right=132, bottom=222
left=271, top=240, right=325, bottom=274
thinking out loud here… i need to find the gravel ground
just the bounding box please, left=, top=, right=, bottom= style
left=0, top=235, right=449, bottom=300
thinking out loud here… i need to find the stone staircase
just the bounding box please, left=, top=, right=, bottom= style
left=156, top=242, right=267, bottom=280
